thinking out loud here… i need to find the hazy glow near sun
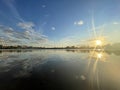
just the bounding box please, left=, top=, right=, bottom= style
left=96, top=40, right=102, bottom=46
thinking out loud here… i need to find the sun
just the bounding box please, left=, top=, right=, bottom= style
left=96, top=40, right=102, bottom=46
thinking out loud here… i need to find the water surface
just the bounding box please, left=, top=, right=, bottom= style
left=0, top=49, right=120, bottom=90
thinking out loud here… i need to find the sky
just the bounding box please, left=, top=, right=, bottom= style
left=0, top=0, right=120, bottom=47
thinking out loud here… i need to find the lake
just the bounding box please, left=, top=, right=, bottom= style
left=0, top=49, right=120, bottom=90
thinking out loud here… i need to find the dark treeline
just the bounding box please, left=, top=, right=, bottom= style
left=0, top=45, right=102, bottom=49
left=0, top=43, right=120, bottom=50
left=0, top=45, right=45, bottom=49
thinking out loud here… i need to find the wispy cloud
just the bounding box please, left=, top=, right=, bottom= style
left=18, top=22, right=35, bottom=30
left=74, top=20, right=84, bottom=26
left=0, top=24, right=48, bottom=46
left=2, top=0, right=24, bottom=21
left=0, top=0, right=49, bottom=46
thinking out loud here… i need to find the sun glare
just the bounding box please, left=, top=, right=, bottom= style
left=96, top=40, right=102, bottom=46
left=97, top=53, right=102, bottom=59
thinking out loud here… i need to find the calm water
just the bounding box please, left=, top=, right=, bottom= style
left=0, top=49, right=120, bottom=90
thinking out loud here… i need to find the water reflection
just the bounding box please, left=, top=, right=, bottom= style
left=65, top=49, right=120, bottom=56
left=0, top=49, right=120, bottom=90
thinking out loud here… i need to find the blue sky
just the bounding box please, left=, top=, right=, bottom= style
left=0, top=0, right=120, bottom=46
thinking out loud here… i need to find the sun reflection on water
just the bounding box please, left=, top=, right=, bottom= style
left=97, top=53, right=102, bottom=59
left=86, top=48, right=109, bottom=89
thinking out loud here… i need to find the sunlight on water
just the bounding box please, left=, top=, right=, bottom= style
left=97, top=53, right=102, bottom=58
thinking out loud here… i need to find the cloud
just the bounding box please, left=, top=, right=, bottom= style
left=0, top=1, right=49, bottom=46
left=42, top=5, right=46, bottom=8
left=17, top=21, right=48, bottom=42
left=113, top=22, right=119, bottom=25
left=2, top=0, right=24, bottom=21
left=0, top=24, right=48, bottom=46
left=51, top=27, right=56, bottom=30
left=18, top=22, right=35, bottom=30
left=74, top=20, right=84, bottom=26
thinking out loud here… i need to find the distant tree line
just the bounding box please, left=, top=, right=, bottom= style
left=105, top=43, right=120, bottom=50
left=0, top=43, right=120, bottom=49
left=0, top=45, right=44, bottom=49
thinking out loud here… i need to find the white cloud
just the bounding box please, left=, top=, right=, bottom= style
left=18, top=22, right=35, bottom=30
left=74, top=20, right=84, bottom=26
left=113, top=22, right=119, bottom=25
left=51, top=27, right=56, bottom=30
